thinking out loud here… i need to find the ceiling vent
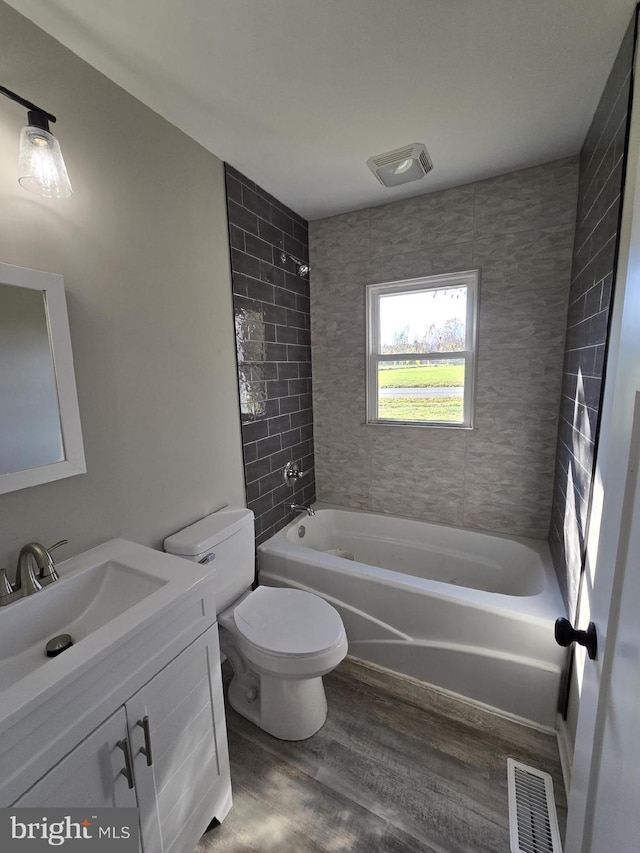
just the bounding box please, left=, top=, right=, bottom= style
left=366, top=143, right=433, bottom=187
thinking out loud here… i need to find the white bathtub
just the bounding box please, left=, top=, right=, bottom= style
left=257, top=504, right=567, bottom=728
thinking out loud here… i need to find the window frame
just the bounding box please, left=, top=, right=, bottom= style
left=366, top=269, right=480, bottom=429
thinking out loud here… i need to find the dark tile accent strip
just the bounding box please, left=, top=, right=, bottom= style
left=225, top=165, right=314, bottom=547
left=548, top=10, right=637, bottom=618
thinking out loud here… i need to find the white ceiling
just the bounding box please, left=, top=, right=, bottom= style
left=5, top=0, right=638, bottom=220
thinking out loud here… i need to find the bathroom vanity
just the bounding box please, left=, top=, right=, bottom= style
left=0, top=539, right=231, bottom=852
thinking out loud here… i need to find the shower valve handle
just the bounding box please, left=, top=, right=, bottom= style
left=554, top=617, right=597, bottom=660
left=284, top=461, right=307, bottom=486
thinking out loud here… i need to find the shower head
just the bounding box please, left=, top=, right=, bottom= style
left=280, top=252, right=310, bottom=278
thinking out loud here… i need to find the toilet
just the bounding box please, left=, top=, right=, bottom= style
left=164, top=507, right=348, bottom=740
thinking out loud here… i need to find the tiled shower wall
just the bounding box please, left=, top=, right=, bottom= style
left=225, top=165, right=314, bottom=545
left=309, top=158, right=578, bottom=539
left=548, top=15, right=636, bottom=616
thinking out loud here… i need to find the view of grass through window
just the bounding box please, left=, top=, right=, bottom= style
left=378, top=359, right=465, bottom=422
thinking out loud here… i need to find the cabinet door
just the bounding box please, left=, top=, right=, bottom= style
left=13, top=708, right=138, bottom=809
left=126, top=624, right=231, bottom=853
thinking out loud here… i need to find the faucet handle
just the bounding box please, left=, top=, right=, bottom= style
left=0, top=569, right=17, bottom=607
left=284, top=461, right=308, bottom=486
left=47, top=539, right=68, bottom=555
left=0, top=569, right=13, bottom=596
left=39, top=539, right=67, bottom=585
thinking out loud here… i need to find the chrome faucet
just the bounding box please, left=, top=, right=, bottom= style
left=15, top=543, right=54, bottom=595
left=0, top=539, right=67, bottom=606
left=290, top=503, right=315, bottom=517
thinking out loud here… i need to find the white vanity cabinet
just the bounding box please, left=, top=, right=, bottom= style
left=12, top=625, right=231, bottom=853
left=13, top=707, right=137, bottom=809
left=126, top=625, right=230, bottom=853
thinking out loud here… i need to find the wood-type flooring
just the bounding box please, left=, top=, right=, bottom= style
left=196, top=657, right=566, bottom=853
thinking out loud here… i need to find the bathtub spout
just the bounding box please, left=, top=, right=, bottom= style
left=290, top=503, right=315, bottom=516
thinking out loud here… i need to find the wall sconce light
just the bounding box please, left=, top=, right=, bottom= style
left=280, top=252, right=310, bottom=278
left=0, top=84, right=72, bottom=199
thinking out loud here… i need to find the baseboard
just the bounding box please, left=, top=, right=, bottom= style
left=556, top=712, right=574, bottom=794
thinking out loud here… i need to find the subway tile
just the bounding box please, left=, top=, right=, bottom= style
left=231, top=249, right=262, bottom=280
left=266, top=378, right=289, bottom=398
left=241, top=419, right=269, bottom=443
left=290, top=409, right=313, bottom=429
left=225, top=173, right=243, bottom=205
left=277, top=361, right=299, bottom=380
left=273, top=285, right=299, bottom=310
left=275, top=324, right=299, bottom=345
left=227, top=200, right=259, bottom=236
left=278, top=395, right=301, bottom=414
left=270, top=206, right=295, bottom=237
left=281, top=428, right=302, bottom=450
left=258, top=470, right=283, bottom=497
left=225, top=163, right=255, bottom=191
left=260, top=261, right=286, bottom=287
left=228, top=223, right=245, bottom=251
left=256, top=433, right=282, bottom=459
left=287, top=344, right=310, bottom=362
left=286, top=308, right=307, bottom=329
left=263, top=303, right=289, bottom=326
left=245, top=232, right=274, bottom=263
left=288, top=377, right=310, bottom=396
left=283, top=232, right=309, bottom=263
left=245, top=457, right=273, bottom=485
left=227, top=161, right=314, bottom=541
left=258, top=218, right=284, bottom=248
left=269, top=448, right=296, bottom=473
left=267, top=414, right=292, bottom=435
left=242, top=185, right=273, bottom=221
left=292, top=220, right=308, bottom=245
left=264, top=342, right=288, bottom=362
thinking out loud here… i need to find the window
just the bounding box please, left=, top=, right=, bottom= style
left=366, top=270, right=479, bottom=428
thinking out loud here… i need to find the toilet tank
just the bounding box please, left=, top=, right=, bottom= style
left=164, top=507, right=255, bottom=613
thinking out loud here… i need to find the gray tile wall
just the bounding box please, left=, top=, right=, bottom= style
left=225, top=165, right=315, bottom=545
left=548, top=15, right=636, bottom=616
left=310, top=158, right=578, bottom=539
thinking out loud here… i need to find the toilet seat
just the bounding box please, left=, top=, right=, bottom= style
left=227, top=586, right=347, bottom=677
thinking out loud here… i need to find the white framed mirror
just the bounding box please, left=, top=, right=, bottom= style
left=0, top=262, right=85, bottom=494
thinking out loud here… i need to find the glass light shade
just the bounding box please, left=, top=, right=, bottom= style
left=18, top=125, right=73, bottom=199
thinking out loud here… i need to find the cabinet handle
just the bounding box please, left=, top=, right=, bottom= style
left=117, top=738, right=135, bottom=789
left=137, top=716, right=153, bottom=766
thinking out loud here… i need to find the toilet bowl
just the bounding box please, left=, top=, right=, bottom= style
left=219, top=585, right=347, bottom=740
left=164, top=507, right=348, bottom=741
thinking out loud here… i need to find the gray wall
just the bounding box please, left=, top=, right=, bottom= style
left=310, top=158, right=578, bottom=539
left=0, top=2, right=245, bottom=573
left=549, top=13, right=636, bottom=618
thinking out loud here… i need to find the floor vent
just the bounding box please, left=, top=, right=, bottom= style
left=507, top=759, right=562, bottom=853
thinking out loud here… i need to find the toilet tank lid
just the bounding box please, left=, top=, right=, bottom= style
left=164, top=507, right=254, bottom=556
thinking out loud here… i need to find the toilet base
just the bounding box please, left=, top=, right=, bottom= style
left=227, top=672, right=328, bottom=740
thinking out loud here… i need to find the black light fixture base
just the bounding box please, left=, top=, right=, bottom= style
left=0, top=83, right=56, bottom=125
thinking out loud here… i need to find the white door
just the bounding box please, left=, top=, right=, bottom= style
left=565, top=32, right=640, bottom=852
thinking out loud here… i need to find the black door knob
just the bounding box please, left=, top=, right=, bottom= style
left=554, top=617, right=597, bottom=660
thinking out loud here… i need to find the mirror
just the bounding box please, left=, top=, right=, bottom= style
left=0, top=262, right=85, bottom=495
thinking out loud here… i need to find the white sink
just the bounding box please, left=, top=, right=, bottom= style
left=0, top=539, right=215, bottom=730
